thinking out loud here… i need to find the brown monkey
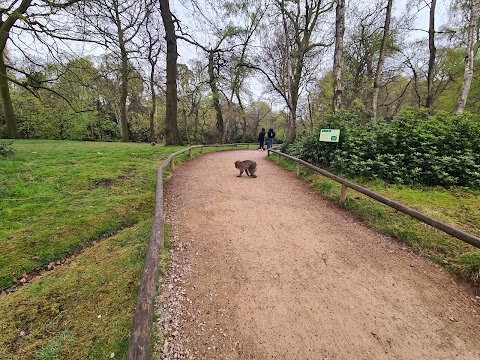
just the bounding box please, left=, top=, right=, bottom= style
left=235, top=160, right=257, bottom=178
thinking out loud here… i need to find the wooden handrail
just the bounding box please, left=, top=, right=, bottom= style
left=127, top=143, right=480, bottom=359
left=268, top=149, right=480, bottom=249
left=126, top=143, right=255, bottom=360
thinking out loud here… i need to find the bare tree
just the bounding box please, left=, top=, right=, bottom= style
left=455, top=0, right=479, bottom=115
left=72, top=0, right=151, bottom=142
left=256, top=0, right=334, bottom=141
left=142, top=10, right=164, bottom=143
left=178, top=0, right=262, bottom=143
left=426, top=0, right=437, bottom=108
left=372, top=0, right=393, bottom=119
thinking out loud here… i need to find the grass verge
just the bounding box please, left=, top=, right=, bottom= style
left=0, top=140, right=252, bottom=358
left=0, top=220, right=150, bottom=359
left=270, top=155, right=480, bottom=285
left=0, top=140, right=185, bottom=291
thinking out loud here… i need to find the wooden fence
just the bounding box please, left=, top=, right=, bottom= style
left=126, top=143, right=255, bottom=360
left=267, top=149, right=480, bottom=249
left=127, top=144, right=480, bottom=360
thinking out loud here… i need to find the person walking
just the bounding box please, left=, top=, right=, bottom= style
left=258, top=128, right=266, bottom=150
left=267, top=128, right=275, bottom=149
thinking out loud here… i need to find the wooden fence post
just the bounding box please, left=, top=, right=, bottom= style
left=170, top=158, right=175, bottom=171
left=340, top=184, right=348, bottom=203
left=189, top=148, right=193, bottom=159
left=201, top=147, right=204, bottom=155
left=297, top=163, right=301, bottom=177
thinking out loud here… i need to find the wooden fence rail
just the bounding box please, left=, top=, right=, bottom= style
left=126, top=143, right=255, bottom=360
left=127, top=144, right=480, bottom=359
left=268, top=149, right=480, bottom=249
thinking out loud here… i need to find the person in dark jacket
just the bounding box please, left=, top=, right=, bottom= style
left=267, top=128, right=275, bottom=149
left=258, top=128, right=266, bottom=150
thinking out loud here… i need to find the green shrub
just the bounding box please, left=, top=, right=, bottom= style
left=284, top=108, right=480, bottom=188
left=0, top=142, right=16, bottom=158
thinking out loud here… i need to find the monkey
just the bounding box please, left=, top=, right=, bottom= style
left=235, top=160, right=257, bottom=178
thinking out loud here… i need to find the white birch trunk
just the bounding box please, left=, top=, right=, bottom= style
left=455, top=0, right=479, bottom=115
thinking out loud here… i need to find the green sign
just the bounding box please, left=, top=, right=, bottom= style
left=319, top=129, right=341, bottom=142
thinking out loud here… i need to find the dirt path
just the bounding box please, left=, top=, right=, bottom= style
left=155, top=150, right=480, bottom=360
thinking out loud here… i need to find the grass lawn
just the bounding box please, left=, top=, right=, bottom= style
left=0, top=140, right=249, bottom=359
left=2, top=139, right=478, bottom=358
left=271, top=155, right=480, bottom=285
left=0, top=140, right=191, bottom=359
left=0, top=140, right=184, bottom=291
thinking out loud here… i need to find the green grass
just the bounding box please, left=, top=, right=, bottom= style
left=0, top=140, right=186, bottom=291
left=0, top=140, right=251, bottom=359
left=0, top=220, right=151, bottom=360
left=271, top=155, right=480, bottom=285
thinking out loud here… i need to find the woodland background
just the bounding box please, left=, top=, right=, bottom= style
left=1, top=0, right=479, bottom=147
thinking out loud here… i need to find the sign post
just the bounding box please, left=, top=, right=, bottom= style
left=319, top=129, right=341, bottom=143
left=316, top=129, right=341, bottom=165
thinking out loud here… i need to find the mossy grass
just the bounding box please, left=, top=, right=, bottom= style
left=0, top=140, right=184, bottom=290
left=271, top=155, right=480, bottom=285
left=0, top=140, right=251, bottom=358
left=0, top=220, right=152, bottom=359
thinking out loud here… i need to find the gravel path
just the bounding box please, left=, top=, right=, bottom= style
left=154, top=150, right=480, bottom=360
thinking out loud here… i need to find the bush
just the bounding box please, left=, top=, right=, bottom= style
left=284, top=108, right=480, bottom=188
left=0, top=142, right=16, bottom=158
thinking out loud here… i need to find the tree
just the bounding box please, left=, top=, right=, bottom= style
left=141, top=8, right=164, bottom=142
left=372, top=0, right=393, bottom=119
left=0, top=1, right=40, bottom=138
left=72, top=0, right=152, bottom=142
left=226, top=2, right=267, bottom=142
left=160, top=0, right=183, bottom=145
left=256, top=0, right=334, bottom=141
left=455, top=0, right=479, bottom=115
left=0, top=0, right=86, bottom=139
left=332, top=0, right=345, bottom=113
left=178, top=1, right=260, bottom=143
left=426, top=0, right=437, bottom=108
left=177, top=61, right=209, bottom=143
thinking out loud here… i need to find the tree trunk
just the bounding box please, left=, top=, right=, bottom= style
left=113, top=3, right=130, bottom=142
left=235, top=90, right=247, bottom=142
left=149, top=61, right=157, bottom=142
left=332, top=0, right=345, bottom=113
left=455, top=0, right=479, bottom=115
left=280, top=0, right=296, bottom=142
left=208, top=51, right=224, bottom=142
left=119, top=51, right=130, bottom=142
left=426, top=0, right=437, bottom=109
left=0, top=0, right=33, bottom=139
left=194, top=108, right=199, bottom=143
left=290, top=62, right=303, bottom=142
left=0, top=54, right=18, bottom=138
left=160, top=0, right=183, bottom=145
left=307, top=94, right=314, bottom=131
left=372, top=0, right=393, bottom=119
